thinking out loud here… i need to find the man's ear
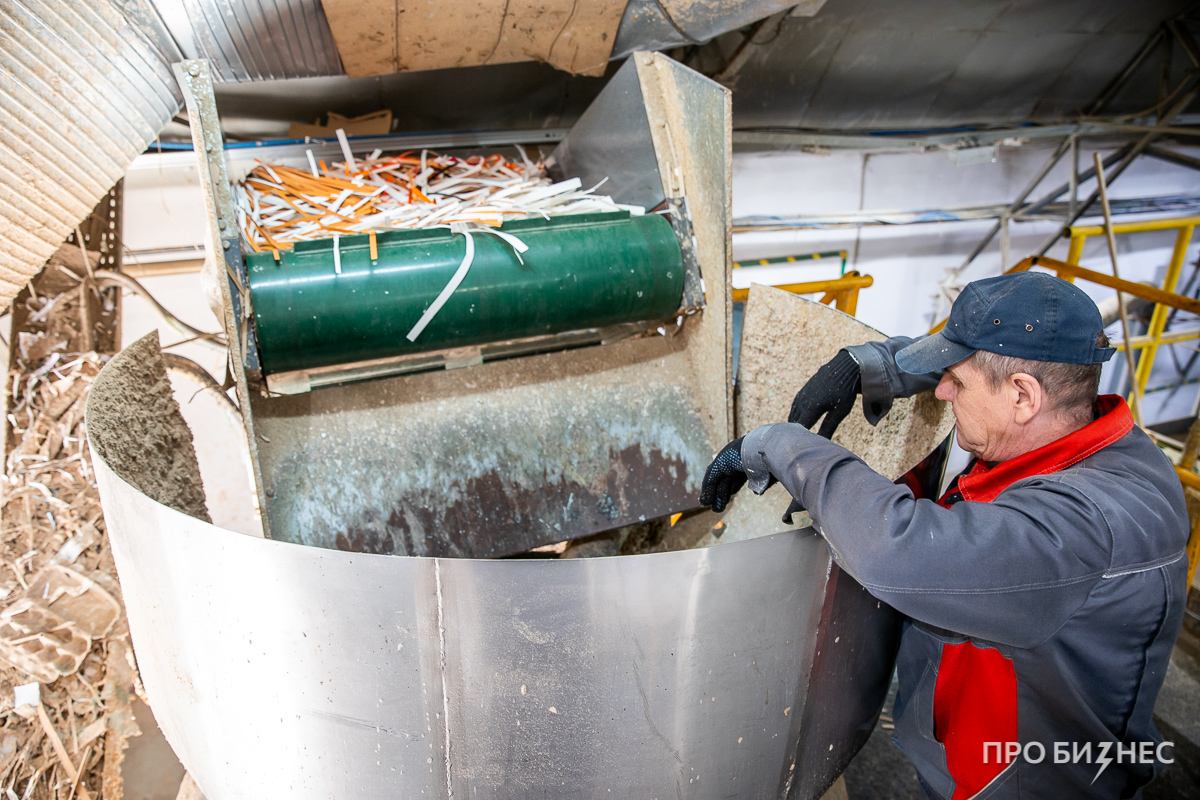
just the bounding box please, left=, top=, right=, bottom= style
left=1009, top=372, right=1042, bottom=424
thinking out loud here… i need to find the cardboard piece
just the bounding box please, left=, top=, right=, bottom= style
left=288, top=110, right=393, bottom=139
left=321, top=0, right=627, bottom=78
left=715, top=286, right=955, bottom=545
left=0, top=564, right=121, bottom=683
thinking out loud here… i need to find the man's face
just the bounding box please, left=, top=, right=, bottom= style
left=934, top=356, right=1017, bottom=462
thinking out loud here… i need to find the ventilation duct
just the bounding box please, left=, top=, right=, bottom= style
left=0, top=0, right=181, bottom=306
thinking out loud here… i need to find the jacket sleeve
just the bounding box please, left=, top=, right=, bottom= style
left=740, top=423, right=1112, bottom=648
left=845, top=336, right=944, bottom=425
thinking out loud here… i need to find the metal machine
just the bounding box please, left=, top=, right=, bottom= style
left=88, top=352, right=901, bottom=799
left=178, top=52, right=733, bottom=558
left=83, top=53, right=909, bottom=800
left=247, top=212, right=686, bottom=379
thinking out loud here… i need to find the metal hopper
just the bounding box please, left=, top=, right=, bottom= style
left=87, top=332, right=903, bottom=800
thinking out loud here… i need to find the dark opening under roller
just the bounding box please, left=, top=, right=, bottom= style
left=247, top=211, right=685, bottom=375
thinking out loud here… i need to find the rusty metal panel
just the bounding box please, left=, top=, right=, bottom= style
left=0, top=0, right=181, bottom=307
left=250, top=336, right=715, bottom=556
left=162, top=52, right=737, bottom=557
left=151, top=0, right=344, bottom=81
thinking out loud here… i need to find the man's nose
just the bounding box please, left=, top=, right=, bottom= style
left=935, top=376, right=954, bottom=402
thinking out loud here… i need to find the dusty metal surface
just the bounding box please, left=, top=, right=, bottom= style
left=173, top=59, right=271, bottom=528
left=0, top=0, right=181, bottom=308
left=216, top=53, right=733, bottom=555
left=545, top=58, right=665, bottom=210
left=638, top=52, right=735, bottom=440
left=90, top=425, right=898, bottom=800
left=252, top=335, right=713, bottom=556
left=152, top=0, right=343, bottom=81
left=611, top=0, right=797, bottom=58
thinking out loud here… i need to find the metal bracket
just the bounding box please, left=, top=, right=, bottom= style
left=172, top=58, right=269, bottom=534
left=666, top=197, right=706, bottom=309
left=171, top=60, right=261, bottom=374
left=263, top=322, right=655, bottom=395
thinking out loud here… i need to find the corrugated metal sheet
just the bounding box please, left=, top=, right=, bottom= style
left=722, top=0, right=1199, bottom=129
left=0, top=0, right=182, bottom=307
left=152, top=0, right=343, bottom=81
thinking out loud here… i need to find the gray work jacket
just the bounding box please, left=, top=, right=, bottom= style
left=740, top=337, right=1189, bottom=799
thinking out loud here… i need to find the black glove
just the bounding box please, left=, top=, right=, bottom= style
left=699, top=437, right=747, bottom=512
left=788, top=349, right=861, bottom=439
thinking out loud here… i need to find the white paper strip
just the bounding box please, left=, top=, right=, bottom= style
left=336, top=128, right=356, bottom=170
left=406, top=230, right=474, bottom=342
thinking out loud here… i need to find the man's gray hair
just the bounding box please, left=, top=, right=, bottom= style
left=971, top=332, right=1110, bottom=425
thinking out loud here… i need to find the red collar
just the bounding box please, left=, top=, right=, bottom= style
left=954, top=395, right=1134, bottom=504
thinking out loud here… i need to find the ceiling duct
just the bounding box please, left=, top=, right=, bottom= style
left=0, top=0, right=182, bottom=308
left=611, top=0, right=801, bottom=58
left=146, top=0, right=802, bottom=83
left=150, top=0, right=343, bottom=81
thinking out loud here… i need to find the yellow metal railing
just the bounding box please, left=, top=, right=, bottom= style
left=1176, top=467, right=1200, bottom=591
left=933, top=216, right=1200, bottom=393
left=1065, top=216, right=1199, bottom=395
left=731, top=271, right=873, bottom=315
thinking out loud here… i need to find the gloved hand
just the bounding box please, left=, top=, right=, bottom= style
left=788, top=349, right=861, bottom=439
left=699, top=437, right=747, bottom=513
left=782, top=497, right=805, bottom=526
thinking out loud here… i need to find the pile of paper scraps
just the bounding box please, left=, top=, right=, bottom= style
left=1, top=266, right=141, bottom=800
left=235, top=142, right=641, bottom=253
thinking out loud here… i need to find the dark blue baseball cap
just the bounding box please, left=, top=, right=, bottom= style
left=896, top=271, right=1116, bottom=374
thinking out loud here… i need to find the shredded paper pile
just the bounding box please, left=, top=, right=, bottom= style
left=1, top=256, right=140, bottom=800
left=236, top=145, right=639, bottom=252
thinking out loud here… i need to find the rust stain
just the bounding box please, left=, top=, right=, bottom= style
left=329, top=443, right=694, bottom=558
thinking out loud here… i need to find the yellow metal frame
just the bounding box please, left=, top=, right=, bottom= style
left=931, top=215, right=1200, bottom=589
left=1176, top=466, right=1200, bottom=591
left=933, top=216, right=1200, bottom=384
left=730, top=271, right=873, bottom=315
left=1064, top=216, right=1200, bottom=395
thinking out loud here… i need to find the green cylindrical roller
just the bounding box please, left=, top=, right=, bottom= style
left=246, top=211, right=684, bottom=375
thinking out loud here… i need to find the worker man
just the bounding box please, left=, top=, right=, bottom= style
left=700, top=272, right=1189, bottom=798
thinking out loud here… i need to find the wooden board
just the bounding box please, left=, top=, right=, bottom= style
left=321, top=0, right=627, bottom=78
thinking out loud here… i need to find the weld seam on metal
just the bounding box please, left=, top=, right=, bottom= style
left=434, top=559, right=454, bottom=799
